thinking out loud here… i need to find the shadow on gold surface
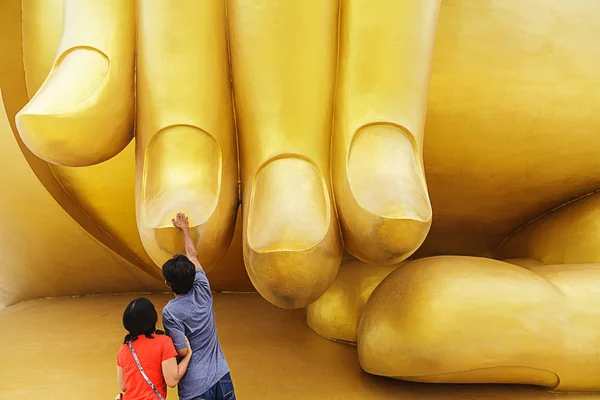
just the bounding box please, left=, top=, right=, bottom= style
left=496, top=192, right=600, bottom=264
left=307, top=261, right=399, bottom=343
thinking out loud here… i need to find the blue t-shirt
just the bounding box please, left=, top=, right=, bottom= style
left=162, top=270, right=229, bottom=399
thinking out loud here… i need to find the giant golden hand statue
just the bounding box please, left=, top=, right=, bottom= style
left=2, top=0, right=600, bottom=393
left=12, top=0, right=437, bottom=309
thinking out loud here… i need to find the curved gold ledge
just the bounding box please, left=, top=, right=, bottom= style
left=398, top=366, right=560, bottom=389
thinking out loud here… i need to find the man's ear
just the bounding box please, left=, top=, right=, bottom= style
left=164, top=280, right=171, bottom=288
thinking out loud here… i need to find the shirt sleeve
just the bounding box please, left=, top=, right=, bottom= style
left=161, top=336, right=178, bottom=361
left=116, top=348, right=122, bottom=367
left=194, top=269, right=211, bottom=297
left=162, top=310, right=188, bottom=351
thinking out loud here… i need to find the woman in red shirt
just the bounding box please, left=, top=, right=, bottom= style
left=117, top=297, right=192, bottom=399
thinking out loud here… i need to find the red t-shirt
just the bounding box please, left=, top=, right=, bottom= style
left=117, top=334, right=178, bottom=399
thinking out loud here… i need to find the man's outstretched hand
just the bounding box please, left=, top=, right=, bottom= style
left=172, top=212, right=203, bottom=271
left=172, top=212, right=190, bottom=232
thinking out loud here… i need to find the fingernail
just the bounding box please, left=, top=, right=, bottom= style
left=246, top=156, right=341, bottom=309
left=341, top=124, right=433, bottom=263
left=348, top=124, right=430, bottom=221
left=142, top=125, right=220, bottom=229
left=23, top=47, right=109, bottom=114
left=248, top=157, right=328, bottom=252
left=16, top=47, right=127, bottom=167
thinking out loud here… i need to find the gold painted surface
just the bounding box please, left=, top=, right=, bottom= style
left=419, top=0, right=600, bottom=257
left=503, top=258, right=544, bottom=269
left=3, top=0, right=600, bottom=282
left=18, top=0, right=157, bottom=269
left=2, top=0, right=600, bottom=391
left=3, top=0, right=252, bottom=292
left=21, top=0, right=63, bottom=98
left=0, top=89, right=164, bottom=307
left=358, top=256, right=600, bottom=391
left=229, top=0, right=343, bottom=308
left=332, top=0, right=438, bottom=264
left=0, top=0, right=164, bottom=282
left=5, top=0, right=600, bottom=292
left=496, top=192, right=600, bottom=264
left=16, top=0, right=135, bottom=167
left=307, top=261, right=398, bottom=343
left=2, top=293, right=597, bottom=400
left=135, top=0, right=238, bottom=270
left=204, top=211, right=254, bottom=292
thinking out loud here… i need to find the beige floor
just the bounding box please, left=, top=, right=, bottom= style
left=0, top=293, right=596, bottom=400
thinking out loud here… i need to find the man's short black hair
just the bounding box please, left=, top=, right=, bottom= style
left=162, top=254, right=196, bottom=295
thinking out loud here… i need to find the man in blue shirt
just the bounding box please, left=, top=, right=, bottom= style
left=162, top=212, right=235, bottom=400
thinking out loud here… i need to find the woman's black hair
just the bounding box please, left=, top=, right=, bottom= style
left=122, top=297, right=165, bottom=344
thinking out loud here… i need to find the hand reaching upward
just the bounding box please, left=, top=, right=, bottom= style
left=172, top=212, right=190, bottom=232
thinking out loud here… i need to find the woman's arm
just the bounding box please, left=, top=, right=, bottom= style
left=117, top=365, right=127, bottom=392
left=162, top=341, right=193, bottom=388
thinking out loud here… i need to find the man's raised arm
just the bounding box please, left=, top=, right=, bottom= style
left=172, top=212, right=203, bottom=271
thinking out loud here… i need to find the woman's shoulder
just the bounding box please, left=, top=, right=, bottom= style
left=153, top=332, right=174, bottom=345
left=157, top=334, right=175, bottom=347
left=117, top=334, right=173, bottom=352
left=116, top=342, right=129, bottom=363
